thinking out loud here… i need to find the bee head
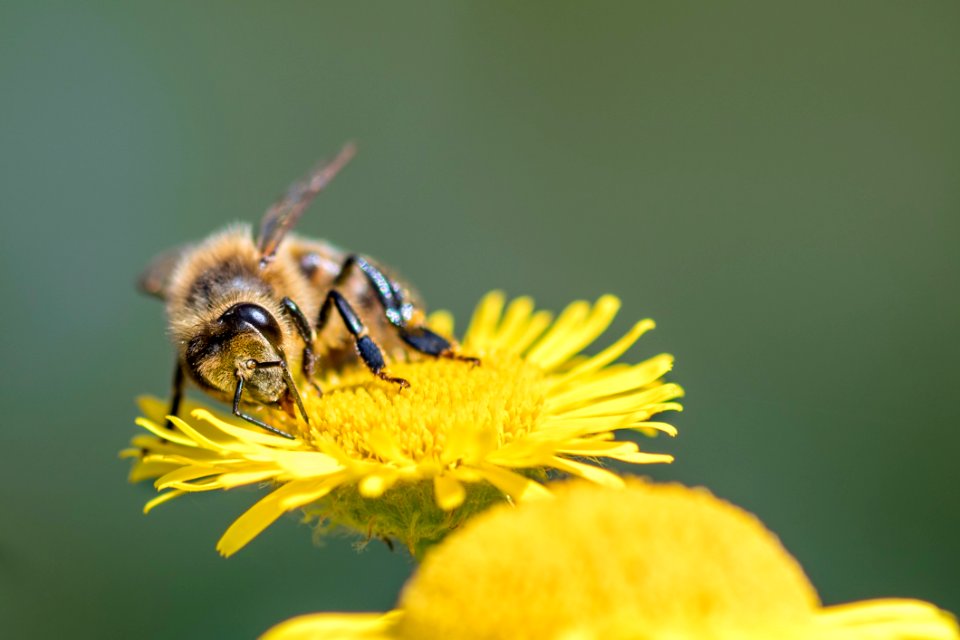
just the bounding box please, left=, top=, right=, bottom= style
left=185, top=303, right=289, bottom=404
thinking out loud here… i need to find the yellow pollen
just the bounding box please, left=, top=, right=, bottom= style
left=300, top=355, right=546, bottom=461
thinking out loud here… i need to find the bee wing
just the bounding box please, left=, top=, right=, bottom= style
left=138, top=244, right=192, bottom=299
left=256, top=142, right=357, bottom=265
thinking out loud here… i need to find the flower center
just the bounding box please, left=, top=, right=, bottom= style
left=302, top=354, right=546, bottom=462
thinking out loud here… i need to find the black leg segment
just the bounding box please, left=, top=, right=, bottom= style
left=254, top=358, right=310, bottom=427
left=331, top=254, right=480, bottom=365
left=399, top=326, right=451, bottom=355
left=399, top=327, right=480, bottom=365
left=281, top=296, right=321, bottom=390
left=232, top=374, right=296, bottom=439
left=317, top=290, right=409, bottom=388
left=165, top=361, right=186, bottom=430
left=318, top=289, right=364, bottom=335
left=281, top=297, right=315, bottom=343
left=334, top=254, right=408, bottom=327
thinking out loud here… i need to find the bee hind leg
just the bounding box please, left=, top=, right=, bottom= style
left=317, top=290, right=409, bottom=388
left=333, top=255, right=479, bottom=365
left=398, top=325, right=480, bottom=365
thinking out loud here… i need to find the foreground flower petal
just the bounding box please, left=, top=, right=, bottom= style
left=125, top=292, right=681, bottom=555
left=261, top=481, right=959, bottom=640
left=262, top=612, right=400, bottom=640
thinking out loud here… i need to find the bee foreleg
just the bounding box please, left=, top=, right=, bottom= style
left=280, top=296, right=322, bottom=394
left=254, top=358, right=310, bottom=427
left=231, top=374, right=296, bottom=440
left=317, top=290, right=410, bottom=389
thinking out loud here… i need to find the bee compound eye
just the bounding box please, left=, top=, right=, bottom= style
left=219, top=303, right=283, bottom=346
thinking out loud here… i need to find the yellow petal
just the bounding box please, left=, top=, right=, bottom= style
left=217, top=475, right=346, bottom=557
left=261, top=611, right=402, bottom=640
left=816, top=599, right=959, bottom=639
left=270, top=449, right=345, bottom=478
left=134, top=417, right=196, bottom=448
left=626, top=421, right=679, bottom=437
left=426, top=310, right=454, bottom=337
left=137, top=395, right=172, bottom=424
left=612, top=451, right=674, bottom=464
left=359, top=472, right=399, bottom=498
left=464, top=290, right=506, bottom=350
left=192, top=409, right=302, bottom=449
left=433, top=474, right=466, bottom=510
left=551, top=319, right=656, bottom=386
left=560, top=383, right=685, bottom=419
left=491, top=296, right=535, bottom=344
left=525, top=300, right=590, bottom=365
left=155, top=465, right=222, bottom=490
left=548, top=456, right=626, bottom=488
left=483, top=439, right=556, bottom=467
left=365, top=428, right=415, bottom=465
left=510, top=309, right=554, bottom=353
left=545, top=354, right=674, bottom=411
left=143, top=489, right=185, bottom=514
left=475, top=464, right=552, bottom=502
left=165, top=415, right=229, bottom=452
left=554, top=439, right=642, bottom=457
left=206, top=469, right=281, bottom=490
left=530, top=296, right=621, bottom=370
left=441, top=425, right=498, bottom=466
left=128, top=459, right=182, bottom=483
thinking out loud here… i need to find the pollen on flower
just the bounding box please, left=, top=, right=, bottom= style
left=125, top=292, right=683, bottom=557
left=295, top=355, right=546, bottom=460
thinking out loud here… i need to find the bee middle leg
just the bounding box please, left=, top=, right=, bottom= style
left=316, top=290, right=410, bottom=388
left=280, top=296, right=322, bottom=394
left=333, top=254, right=479, bottom=364
left=164, top=361, right=186, bottom=430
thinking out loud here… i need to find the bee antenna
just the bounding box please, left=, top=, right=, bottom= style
left=306, top=141, right=357, bottom=192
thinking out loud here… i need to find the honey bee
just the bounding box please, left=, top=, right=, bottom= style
left=139, top=143, right=477, bottom=439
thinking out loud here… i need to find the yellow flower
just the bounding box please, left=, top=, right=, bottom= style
left=262, top=480, right=959, bottom=640
left=124, top=292, right=682, bottom=556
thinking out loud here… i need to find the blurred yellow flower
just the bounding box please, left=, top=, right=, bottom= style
left=262, top=480, right=959, bottom=640
left=124, top=292, right=681, bottom=556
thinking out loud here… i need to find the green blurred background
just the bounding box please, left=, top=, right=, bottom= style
left=1, top=1, right=957, bottom=637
